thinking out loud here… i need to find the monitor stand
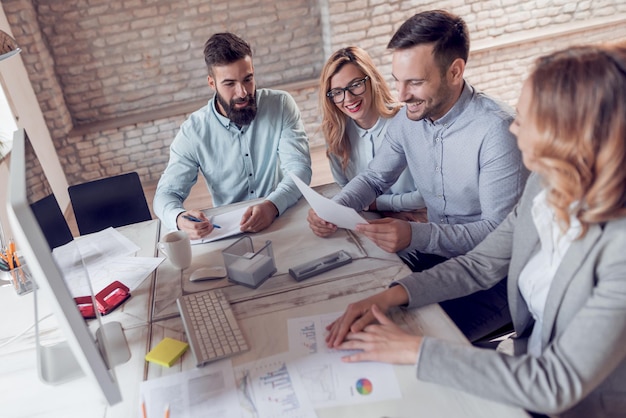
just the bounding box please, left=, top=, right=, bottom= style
left=33, top=282, right=130, bottom=384
left=96, top=321, right=131, bottom=368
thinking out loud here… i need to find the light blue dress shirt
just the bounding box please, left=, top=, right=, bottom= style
left=334, top=82, right=529, bottom=258
left=154, top=88, right=312, bottom=231
left=328, top=117, right=425, bottom=212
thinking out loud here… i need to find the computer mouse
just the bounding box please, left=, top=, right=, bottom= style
left=189, top=266, right=227, bottom=282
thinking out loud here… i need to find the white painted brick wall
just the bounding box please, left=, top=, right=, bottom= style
left=3, top=0, right=625, bottom=185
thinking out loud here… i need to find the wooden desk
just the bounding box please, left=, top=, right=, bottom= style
left=151, top=184, right=404, bottom=322
left=148, top=185, right=530, bottom=418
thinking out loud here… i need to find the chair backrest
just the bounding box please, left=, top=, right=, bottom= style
left=68, top=172, right=152, bottom=235
left=30, top=193, right=74, bottom=250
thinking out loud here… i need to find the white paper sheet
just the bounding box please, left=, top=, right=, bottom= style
left=52, top=227, right=163, bottom=296
left=234, top=353, right=317, bottom=418
left=289, top=173, right=365, bottom=230
left=287, top=313, right=402, bottom=408
left=190, top=206, right=249, bottom=245
left=140, top=359, right=242, bottom=418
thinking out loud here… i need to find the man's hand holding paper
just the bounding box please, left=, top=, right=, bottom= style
left=289, top=173, right=366, bottom=232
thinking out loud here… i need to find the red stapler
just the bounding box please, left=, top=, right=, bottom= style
left=74, top=281, right=131, bottom=319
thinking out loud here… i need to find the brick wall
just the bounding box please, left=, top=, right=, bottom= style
left=32, top=0, right=322, bottom=125
left=3, top=0, right=626, bottom=187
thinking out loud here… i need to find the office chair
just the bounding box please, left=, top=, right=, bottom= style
left=30, top=194, right=74, bottom=250
left=68, top=172, right=152, bottom=235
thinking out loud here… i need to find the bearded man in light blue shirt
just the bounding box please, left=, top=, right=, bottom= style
left=154, top=33, right=312, bottom=239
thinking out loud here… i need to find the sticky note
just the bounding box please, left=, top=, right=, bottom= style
left=145, top=337, right=189, bottom=367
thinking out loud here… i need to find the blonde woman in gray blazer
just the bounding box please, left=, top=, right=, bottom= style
left=325, top=43, right=626, bottom=418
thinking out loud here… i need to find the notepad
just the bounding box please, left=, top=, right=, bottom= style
left=145, top=337, right=189, bottom=367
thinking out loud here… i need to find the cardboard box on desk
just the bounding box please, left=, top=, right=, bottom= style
left=222, top=236, right=276, bottom=289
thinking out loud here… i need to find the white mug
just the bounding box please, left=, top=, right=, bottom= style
left=158, top=231, right=192, bottom=270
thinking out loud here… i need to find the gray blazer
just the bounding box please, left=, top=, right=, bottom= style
left=395, top=173, right=626, bottom=417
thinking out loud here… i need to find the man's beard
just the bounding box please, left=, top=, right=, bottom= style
left=216, top=90, right=257, bottom=126
left=405, top=78, right=454, bottom=122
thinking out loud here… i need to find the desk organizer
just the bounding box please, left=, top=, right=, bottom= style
left=1, top=263, right=34, bottom=296
left=222, top=236, right=276, bottom=288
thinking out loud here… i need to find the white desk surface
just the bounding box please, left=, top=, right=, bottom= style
left=149, top=184, right=529, bottom=418
left=1, top=186, right=529, bottom=418
left=0, top=220, right=159, bottom=418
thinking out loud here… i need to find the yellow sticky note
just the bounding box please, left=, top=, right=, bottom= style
left=145, top=337, right=189, bottom=367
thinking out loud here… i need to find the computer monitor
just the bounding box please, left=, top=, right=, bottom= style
left=6, top=128, right=129, bottom=405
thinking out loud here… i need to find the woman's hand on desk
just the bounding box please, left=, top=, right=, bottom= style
left=338, top=305, right=422, bottom=365
left=325, top=286, right=409, bottom=348
left=307, top=209, right=337, bottom=237
left=177, top=210, right=215, bottom=239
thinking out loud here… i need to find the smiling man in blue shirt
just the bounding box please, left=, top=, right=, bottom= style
left=154, top=33, right=312, bottom=239
left=308, top=11, right=529, bottom=343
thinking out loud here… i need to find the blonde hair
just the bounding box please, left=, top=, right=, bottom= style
left=529, top=42, right=626, bottom=235
left=319, top=46, right=401, bottom=170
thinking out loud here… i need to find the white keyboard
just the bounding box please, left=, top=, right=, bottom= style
left=176, top=289, right=249, bottom=367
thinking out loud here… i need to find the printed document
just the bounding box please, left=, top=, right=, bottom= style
left=287, top=313, right=402, bottom=408
left=190, top=206, right=249, bottom=245
left=140, top=359, right=242, bottom=418
left=52, top=227, right=163, bottom=296
left=234, top=353, right=317, bottom=418
left=289, top=172, right=366, bottom=230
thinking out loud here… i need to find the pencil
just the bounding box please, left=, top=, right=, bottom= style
left=164, top=403, right=170, bottom=418
left=141, top=398, right=147, bottom=418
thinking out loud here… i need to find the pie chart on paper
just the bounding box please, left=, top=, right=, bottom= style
left=355, top=378, right=373, bottom=395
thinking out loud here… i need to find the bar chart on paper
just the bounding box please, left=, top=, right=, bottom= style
left=235, top=355, right=317, bottom=418
left=287, top=313, right=402, bottom=409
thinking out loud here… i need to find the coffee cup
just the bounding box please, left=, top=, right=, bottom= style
left=158, top=231, right=192, bottom=270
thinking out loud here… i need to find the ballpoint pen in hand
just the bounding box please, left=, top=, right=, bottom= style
left=182, top=214, right=221, bottom=229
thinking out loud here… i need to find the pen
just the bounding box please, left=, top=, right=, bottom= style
left=141, top=398, right=147, bottom=418
left=300, top=256, right=340, bottom=274
left=0, top=251, right=10, bottom=267
left=182, top=214, right=221, bottom=229
left=0, top=220, right=5, bottom=250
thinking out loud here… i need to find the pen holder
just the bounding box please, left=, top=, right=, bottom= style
left=1, top=264, right=34, bottom=296
left=222, top=236, right=276, bottom=289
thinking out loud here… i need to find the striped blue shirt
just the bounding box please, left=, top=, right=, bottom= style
left=329, top=117, right=425, bottom=212
left=334, top=82, right=529, bottom=258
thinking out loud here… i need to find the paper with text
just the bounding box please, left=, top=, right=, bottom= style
left=289, top=172, right=365, bottom=230
left=52, top=227, right=162, bottom=296
left=140, top=359, right=241, bottom=418
left=234, top=353, right=317, bottom=418
left=287, top=313, right=402, bottom=408
left=190, top=206, right=249, bottom=245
